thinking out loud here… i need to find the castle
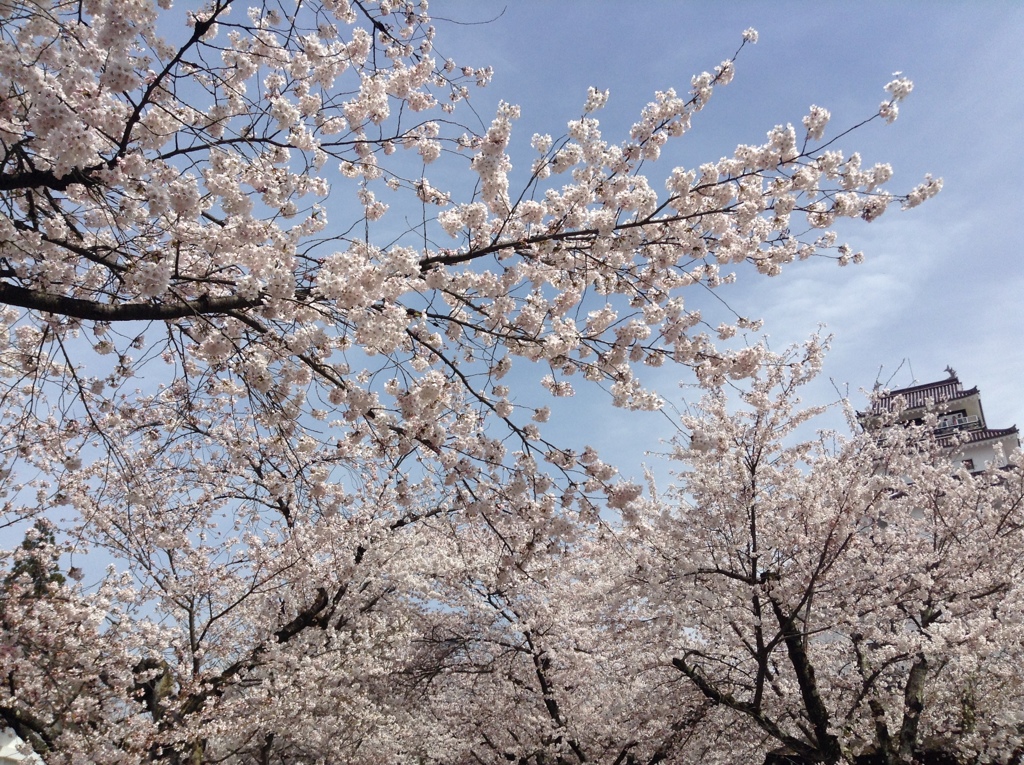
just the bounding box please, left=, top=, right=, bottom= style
left=860, top=368, right=1019, bottom=472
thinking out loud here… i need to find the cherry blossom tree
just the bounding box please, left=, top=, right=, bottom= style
left=617, top=340, right=1024, bottom=765
left=0, top=0, right=952, bottom=762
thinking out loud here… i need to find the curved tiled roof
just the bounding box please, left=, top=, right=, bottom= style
left=938, top=425, right=1020, bottom=447
left=866, top=375, right=978, bottom=414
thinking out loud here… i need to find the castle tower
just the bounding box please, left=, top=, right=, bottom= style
left=861, top=369, right=1019, bottom=472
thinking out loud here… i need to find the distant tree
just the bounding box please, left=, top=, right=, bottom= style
left=1, top=520, right=142, bottom=762
left=0, top=0, right=945, bottom=762
left=2, top=519, right=65, bottom=596
left=617, top=340, right=1024, bottom=765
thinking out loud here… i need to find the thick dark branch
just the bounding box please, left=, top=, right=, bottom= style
left=693, top=566, right=757, bottom=585
left=850, top=633, right=899, bottom=759
left=0, top=705, right=55, bottom=757
left=610, top=740, right=639, bottom=765
left=768, top=598, right=841, bottom=763
left=0, top=166, right=100, bottom=192
left=273, top=586, right=330, bottom=644
left=0, top=282, right=263, bottom=321
left=524, top=630, right=587, bottom=764
left=897, top=654, right=928, bottom=762
left=671, top=655, right=814, bottom=761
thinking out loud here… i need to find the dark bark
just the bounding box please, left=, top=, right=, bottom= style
left=768, top=598, right=842, bottom=764
left=0, top=282, right=264, bottom=322
left=897, top=654, right=928, bottom=763
left=672, top=655, right=819, bottom=762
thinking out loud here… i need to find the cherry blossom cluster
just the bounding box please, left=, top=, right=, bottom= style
left=0, top=1, right=955, bottom=762
left=617, top=342, right=1024, bottom=764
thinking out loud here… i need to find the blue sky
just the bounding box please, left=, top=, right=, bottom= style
left=433, top=2, right=1024, bottom=474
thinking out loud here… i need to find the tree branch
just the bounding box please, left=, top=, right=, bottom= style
left=0, top=282, right=263, bottom=321
left=898, top=654, right=928, bottom=762
left=671, top=655, right=815, bottom=761
left=767, top=597, right=841, bottom=763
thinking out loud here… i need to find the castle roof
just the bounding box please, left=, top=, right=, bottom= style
left=860, top=372, right=1019, bottom=453
left=937, top=425, right=1019, bottom=447
left=866, top=374, right=977, bottom=414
